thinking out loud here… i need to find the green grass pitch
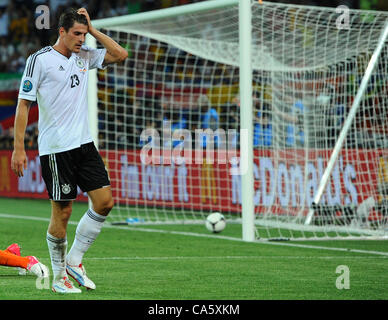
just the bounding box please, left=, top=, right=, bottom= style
left=0, top=197, right=387, bottom=300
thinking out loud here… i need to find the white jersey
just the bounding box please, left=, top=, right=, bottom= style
left=18, top=45, right=106, bottom=156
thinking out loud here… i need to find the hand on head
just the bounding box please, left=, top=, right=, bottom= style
left=77, top=8, right=92, bottom=31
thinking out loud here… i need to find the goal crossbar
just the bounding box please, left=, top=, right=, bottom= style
left=92, top=0, right=238, bottom=29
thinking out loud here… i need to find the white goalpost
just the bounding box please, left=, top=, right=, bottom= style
left=239, top=0, right=255, bottom=241
left=88, top=0, right=388, bottom=240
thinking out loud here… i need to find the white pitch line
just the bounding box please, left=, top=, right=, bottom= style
left=30, top=255, right=388, bottom=263
left=1, top=213, right=388, bottom=257
left=83, top=255, right=387, bottom=261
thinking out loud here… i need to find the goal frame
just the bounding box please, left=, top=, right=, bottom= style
left=87, top=0, right=388, bottom=241
left=87, top=0, right=255, bottom=241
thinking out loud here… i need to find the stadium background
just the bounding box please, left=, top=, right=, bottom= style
left=0, top=0, right=388, bottom=302
left=0, top=0, right=388, bottom=200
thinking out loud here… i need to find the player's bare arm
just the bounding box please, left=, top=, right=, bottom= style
left=11, top=98, right=32, bottom=177
left=77, top=8, right=128, bottom=65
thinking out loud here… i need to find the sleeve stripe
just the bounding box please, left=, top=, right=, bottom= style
left=26, top=47, right=52, bottom=77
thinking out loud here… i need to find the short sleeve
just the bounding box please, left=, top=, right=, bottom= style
left=82, top=45, right=107, bottom=70
left=18, top=54, right=42, bottom=101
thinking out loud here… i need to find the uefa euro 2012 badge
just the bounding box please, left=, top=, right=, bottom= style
left=22, top=80, right=33, bottom=92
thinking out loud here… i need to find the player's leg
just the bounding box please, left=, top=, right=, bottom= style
left=88, top=185, right=114, bottom=216
left=47, top=200, right=72, bottom=280
left=66, top=186, right=113, bottom=289
left=40, top=151, right=81, bottom=293
left=5, top=243, right=21, bottom=256
left=66, top=142, right=113, bottom=289
left=5, top=243, right=26, bottom=275
left=40, top=150, right=75, bottom=277
left=0, top=249, right=29, bottom=269
left=47, top=200, right=81, bottom=293
left=0, top=248, right=49, bottom=278
left=69, top=186, right=113, bottom=263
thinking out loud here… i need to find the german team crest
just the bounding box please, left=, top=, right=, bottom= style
left=61, top=184, right=71, bottom=194
left=76, top=57, right=85, bottom=68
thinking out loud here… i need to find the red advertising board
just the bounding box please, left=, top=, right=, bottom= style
left=0, top=150, right=88, bottom=201
left=1, top=149, right=386, bottom=215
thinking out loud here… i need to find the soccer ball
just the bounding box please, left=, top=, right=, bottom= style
left=205, top=212, right=226, bottom=233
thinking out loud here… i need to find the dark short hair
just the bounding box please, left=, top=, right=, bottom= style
left=58, top=8, right=88, bottom=32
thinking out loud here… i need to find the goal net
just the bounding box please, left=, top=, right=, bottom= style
left=90, top=0, right=388, bottom=239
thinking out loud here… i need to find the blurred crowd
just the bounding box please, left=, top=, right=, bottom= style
left=0, top=125, right=38, bottom=149
left=0, top=0, right=386, bottom=150
left=0, top=0, right=369, bottom=73
left=0, top=0, right=207, bottom=73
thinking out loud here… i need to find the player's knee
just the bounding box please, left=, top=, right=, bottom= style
left=53, top=201, right=73, bottom=220
left=49, top=201, right=72, bottom=236
left=103, top=198, right=114, bottom=215
left=95, top=197, right=114, bottom=216
left=59, top=205, right=73, bottom=221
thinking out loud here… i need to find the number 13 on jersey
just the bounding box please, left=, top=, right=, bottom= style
left=70, top=74, right=80, bottom=88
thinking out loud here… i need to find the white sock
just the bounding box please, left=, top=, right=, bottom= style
left=46, top=232, right=67, bottom=280
left=67, top=208, right=106, bottom=266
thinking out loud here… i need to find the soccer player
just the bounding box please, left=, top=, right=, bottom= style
left=11, top=8, right=128, bottom=293
left=0, top=243, right=49, bottom=278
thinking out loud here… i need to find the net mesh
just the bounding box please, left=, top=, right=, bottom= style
left=94, top=1, right=388, bottom=239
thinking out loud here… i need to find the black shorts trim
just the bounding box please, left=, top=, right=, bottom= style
left=40, top=143, right=110, bottom=201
